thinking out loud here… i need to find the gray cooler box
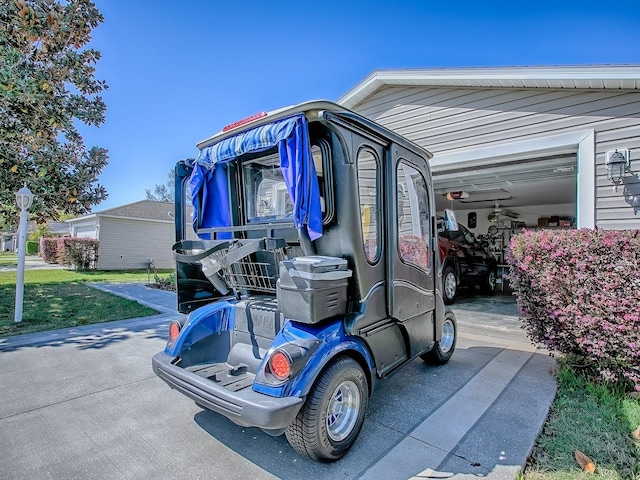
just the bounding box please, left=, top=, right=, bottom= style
left=277, top=256, right=352, bottom=324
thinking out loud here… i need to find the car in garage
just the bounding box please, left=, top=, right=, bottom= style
left=438, top=221, right=498, bottom=304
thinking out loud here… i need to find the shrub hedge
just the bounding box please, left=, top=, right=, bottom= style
left=40, top=237, right=58, bottom=263
left=26, top=241, right=39, bottom=255
left=507, top=229, right=640, bottom=391
left=56, top=238, right=99, bottom=271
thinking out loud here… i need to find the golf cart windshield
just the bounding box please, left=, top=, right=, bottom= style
left=189, top=114, right=322, bottom=240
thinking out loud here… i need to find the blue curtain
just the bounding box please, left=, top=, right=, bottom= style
left=190, top=114, right=322, bottom=241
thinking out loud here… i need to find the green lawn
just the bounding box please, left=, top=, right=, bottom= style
left=522, top=366, right=640, bottom=479
left=0, top=268, right=173, bottom=337
left=0, top=253, right=17, bottom=266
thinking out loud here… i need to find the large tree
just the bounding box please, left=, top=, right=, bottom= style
left=0, top=0, right=108, bottom=225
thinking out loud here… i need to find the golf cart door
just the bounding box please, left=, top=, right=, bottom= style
left=386, top=144, right=436, bottom=357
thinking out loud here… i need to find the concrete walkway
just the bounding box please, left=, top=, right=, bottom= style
left=0, top=284, right=556, bottom=479
left=0, top=255, right=65, bottom=271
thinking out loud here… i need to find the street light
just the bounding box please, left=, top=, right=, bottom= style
left=15, top=182, right=34, bottom=323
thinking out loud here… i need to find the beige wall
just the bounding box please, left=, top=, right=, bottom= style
left=96, top=217, right=174, bottom=270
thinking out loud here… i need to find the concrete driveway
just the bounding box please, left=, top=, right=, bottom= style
left=0, top=290, right=556, bottom=480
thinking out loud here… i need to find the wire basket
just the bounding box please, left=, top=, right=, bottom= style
left=221, top=248, right=286, bottom=294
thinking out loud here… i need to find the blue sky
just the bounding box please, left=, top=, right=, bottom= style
left=82, top=0, right=640, bottom=210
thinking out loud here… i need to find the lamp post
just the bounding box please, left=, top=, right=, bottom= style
left=14, top=183, right=34, bottom=323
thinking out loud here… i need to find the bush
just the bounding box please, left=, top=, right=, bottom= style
left=26, top=241, right=39, bottom=255
left=153, top=271, right=176, bottom=292
left=40, top=237, right=58, bottom=263
left=56, top=238, right=99, bottom=271
left=507, top=229, right=640, bottom=391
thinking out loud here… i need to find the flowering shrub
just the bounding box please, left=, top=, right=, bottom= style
left=507, top=229, right=640, bottom=391
left=56, top=238, right=99, bottom=271
left=40, top=237, right=59, bottom=263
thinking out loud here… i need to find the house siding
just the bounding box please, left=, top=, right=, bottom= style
left=351, top=86, right=640, bottom=229
left=96, top=217, right=175, bottom=270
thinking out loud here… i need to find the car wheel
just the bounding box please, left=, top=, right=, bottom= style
left=442, top=266, right=457, bottom=305
left=421, top=311, right=457, bottom=365
left=480, top=269, right=497, bottom=295
left=285, top=356, right=368, bottom=462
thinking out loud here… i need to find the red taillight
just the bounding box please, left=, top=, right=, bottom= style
left=168, top=321, right=181, bottom=342
left=222, top=112, right=267, bottom=132
left=269, top=351, right=291, bottom=380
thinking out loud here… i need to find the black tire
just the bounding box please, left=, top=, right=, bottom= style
left=285, top=356, right=368, bottom=462
left=421, top=311, right=457, bottom=365
left=480, top=269, right=497, bottom=295
left=442, top=266, right=457, bottom=305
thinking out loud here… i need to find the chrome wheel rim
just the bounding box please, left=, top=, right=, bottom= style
left=488, top=271, right=496, bottom=290
left=326, top=380, right=360, bottom=442
left=439, top=318, right=455, bottom=353
left=444, top=272, right=456, bottom=300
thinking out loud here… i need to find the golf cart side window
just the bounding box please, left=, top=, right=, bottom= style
left=311, top=144, right=327, bottom=216
left=397, top=161, right=430, bottom=270
left=357, top=147, right=380, bottom=263
left=243, top=151, right=294, bottom=222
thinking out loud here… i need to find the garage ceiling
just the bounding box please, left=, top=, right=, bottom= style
left=432, top=153, right=577, bottom=212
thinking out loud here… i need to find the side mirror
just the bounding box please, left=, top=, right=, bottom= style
left=444, top=209, right=459, bottom=232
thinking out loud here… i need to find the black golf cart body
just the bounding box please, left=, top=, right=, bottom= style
left=152, top=100, right=457, bottom=461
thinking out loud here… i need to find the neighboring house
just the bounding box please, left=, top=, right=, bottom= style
left=67, top=200, right=177, bottom=270
left=1, top=232, right=15, bottom=252
left=1, top=221, right=68, bottom=252
left=338, top=65, right=640, bottom=233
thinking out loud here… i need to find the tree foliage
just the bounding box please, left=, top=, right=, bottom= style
left=146, top=170, right=175, bottom=203
left=0, top=0, right=108, bottom=225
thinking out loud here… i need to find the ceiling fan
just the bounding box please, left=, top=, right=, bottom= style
left=488, top=201, right=520, bottom=223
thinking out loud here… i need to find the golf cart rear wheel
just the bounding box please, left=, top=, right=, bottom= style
left=285, top=356, right=368, bottom=462
left=421, top=311, right=457, bottom=365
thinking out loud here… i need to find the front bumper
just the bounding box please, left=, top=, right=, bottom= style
left=152, top=352, right=303, bottom=431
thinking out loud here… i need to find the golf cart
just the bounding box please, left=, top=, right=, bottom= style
left=152, top=100, right=458, bottom=461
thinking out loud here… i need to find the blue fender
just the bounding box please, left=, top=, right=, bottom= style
left=165, top=300, right=235, bottom=357
left=253, top=318, right=375, bottom=398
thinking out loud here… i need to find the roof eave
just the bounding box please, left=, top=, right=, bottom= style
left=338, top=65, right=640, bottom=109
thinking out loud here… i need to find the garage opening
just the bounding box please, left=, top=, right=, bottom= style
left=433, top=151, right=577, bottom=296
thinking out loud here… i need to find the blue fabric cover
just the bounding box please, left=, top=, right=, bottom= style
left=190, top=114, right=322, bottom=240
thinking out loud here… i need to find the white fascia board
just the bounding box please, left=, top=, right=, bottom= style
left=99, top=214, right=173, bottom=224
left=66, top=214, right=97, bottom=224
left=338, top=66, right=640, bottom=108
left=429, top=130, right=593, bottom=171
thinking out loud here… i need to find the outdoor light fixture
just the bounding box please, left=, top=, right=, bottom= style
left=605, top=149, right=630, bottom=189
left=15, top=183, right=34, bottom=210
left=14, top=182, right=34, bottom=323
left=445, top=191, right=469, bottom=201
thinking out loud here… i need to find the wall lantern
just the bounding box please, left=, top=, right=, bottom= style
left=605, top=149, right=630, bottom=189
